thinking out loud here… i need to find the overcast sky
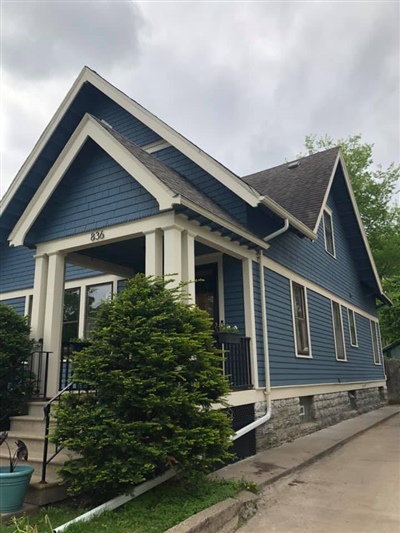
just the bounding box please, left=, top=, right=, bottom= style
left=1, top=1, right=399, bottom=200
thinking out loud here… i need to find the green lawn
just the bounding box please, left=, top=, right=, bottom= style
left=3, top=478, right=244, bottom=533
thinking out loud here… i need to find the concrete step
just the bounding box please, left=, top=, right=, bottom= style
left=3, top=431, right=58, bottom=456
left=9, top=416, right=56, bottom=434
left=27, top=401, right=48, bottom=418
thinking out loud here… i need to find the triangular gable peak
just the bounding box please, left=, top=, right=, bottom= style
left=314, top=150, right=386, bottom=303
left=1, top=67, right=260, bottom=225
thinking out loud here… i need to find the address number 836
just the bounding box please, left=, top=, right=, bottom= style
left=90, top=230, right=105, bottom=241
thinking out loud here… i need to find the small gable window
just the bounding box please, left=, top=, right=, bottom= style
left=323, top=209, right=335, bottom=257
left=347, top=309, right=358, bottom=347
left=332, top=301, right=346, bottom=361
left=371, top=321, right=382, bottom=365
left=291, top=282, right=312, bottom=358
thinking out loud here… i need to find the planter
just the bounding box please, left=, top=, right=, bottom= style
left=217, top=332, right=241, bottom=345
left=0, top=465, right=34, bottom=513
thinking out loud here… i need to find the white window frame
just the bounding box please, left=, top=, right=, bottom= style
left=347, top=308, right=358, bottom=348
left=291, top=281, right=312, bottom=358
left=323, top=207, right=336, bottom=258
left=370, top=320, right=382, bottom=365
left=331, top=300, right=347, bottom=361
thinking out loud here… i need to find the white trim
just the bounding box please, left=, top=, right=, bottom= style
left=314, top=150, right=384, bottom=296
left=0, top=288, right=34, bottom=300
left=290, top=280, right=312, bottom=359
left=263, top=256, right=378, bottom=322
left=347, top=308, right=359, bottom=348
left=143, top=140, right=171, bottom=154
left=1, top=67, right=259, bottom=217
left=322, top=208, right=336, bottom=258
left=370, top=320, right=382, bottom=365
left=9, top=115, right=176, bottom=247
left=243, top=258, right=259, bottom=388
left=331, top=300, right=347, bottom=362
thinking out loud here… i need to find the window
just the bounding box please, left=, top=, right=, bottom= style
left=347, top=309, right=358, bottom=347
left=371, top=321, right=381, bottom=365
left=62, top=288, right=81, bottom=342
left=323, top=209, right=335, bottom=257
left=332, top=301, right=346, bottom=361
left=291, top=282, right=311, bottom=357
left=85, top=282, right=112, bottom=336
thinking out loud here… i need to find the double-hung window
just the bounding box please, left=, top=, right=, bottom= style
left=347, top=309, right=358, bottom=347
left=332, top=301, right=346, bottom=361
left=323, top=208, right=336, bottom=257
left=370, top=321, right=382, bottom=365
left=291, top=282, right=311, bottom=357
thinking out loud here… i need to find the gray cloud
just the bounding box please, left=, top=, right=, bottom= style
left=2, top=0, right=144, bottom=79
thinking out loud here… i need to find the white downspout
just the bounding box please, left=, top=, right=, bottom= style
left=232, top=220, right=290, bottom=441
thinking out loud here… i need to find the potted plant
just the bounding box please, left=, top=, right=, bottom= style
left=216, top=322, right=241, bottom=345
left=0, top=432, right=34, bottom=513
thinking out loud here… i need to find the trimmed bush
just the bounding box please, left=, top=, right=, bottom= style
left=54, top=276, right=233, bottom=500
left=0, top=303, right=34, bottom=426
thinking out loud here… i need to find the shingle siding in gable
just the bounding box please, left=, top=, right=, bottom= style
left=252, top=261, right=265, bottom=387
left=28, top=140, right=160, bottom=243
left=265, top=192, right=377, bottom=316
left=1, top=296, right=26, bottom=316
left=0, top=243, right=35, bottom=293
left=223, top=255, right=245, bottom=336
left=264, top=268, right=385, bottom=387
left=153, top=147, right=248, bottom=225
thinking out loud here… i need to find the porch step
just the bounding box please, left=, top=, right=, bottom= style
left=9, top=415, right=56, bottom=435
left=0, top=450, right=73, bottom=485
left=4, top=431, right=58, bottom=456
left=27, top=401, right=49, bottom=418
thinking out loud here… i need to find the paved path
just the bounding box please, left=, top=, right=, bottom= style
left=239, top=416, right=400, bottom=533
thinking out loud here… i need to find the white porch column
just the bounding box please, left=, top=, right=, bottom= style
left=182, top=230, right=196, bottom=304
left=163, top=225, right=183, bottom=289
left=145, top=229, right=163, bottom=276
left=30, top=253, right=49, bottom=341
left=243, top=258, right=259, bottom=387
left=42, top=252, right=66, bottom=397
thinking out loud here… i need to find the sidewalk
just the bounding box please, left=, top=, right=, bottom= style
left=167, top=405, right=400, bottom=533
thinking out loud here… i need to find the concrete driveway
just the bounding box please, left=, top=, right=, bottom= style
left=239, top=416, right=400, bottom=533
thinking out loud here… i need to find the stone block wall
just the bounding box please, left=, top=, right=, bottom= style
left=254, top=387, right=387, bottom=452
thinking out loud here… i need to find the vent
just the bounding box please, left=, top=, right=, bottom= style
left=288, top=161, right=300, bottom=169
left=100, top=119, right=113, bottom=129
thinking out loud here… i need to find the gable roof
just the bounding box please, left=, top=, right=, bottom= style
left=242, top=147, right=340, bottom=231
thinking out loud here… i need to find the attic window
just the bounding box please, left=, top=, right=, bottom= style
left=323, top=208, right=336, bottom=257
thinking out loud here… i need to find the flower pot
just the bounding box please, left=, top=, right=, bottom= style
left=0, top=465, right=34, bottom=513
left=217, top=332, right=241, bottom=345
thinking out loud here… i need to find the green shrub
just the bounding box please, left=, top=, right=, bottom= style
left=54, top=275, right=233, bottom=500
left=0, top=303, right=34, bottom=426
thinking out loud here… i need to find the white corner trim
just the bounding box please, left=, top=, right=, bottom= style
left=313, top=152, right=340, bottom=233
left=8, top=114, right=176, bottom=247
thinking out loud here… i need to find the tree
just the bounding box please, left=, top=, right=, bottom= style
left=53, top=275, right=233, bottom=500
left=301, top=134, right=400, bottom=343
left=0, top=304, right=34, bottom=427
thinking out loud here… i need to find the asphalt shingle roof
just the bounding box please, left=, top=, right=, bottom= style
left=241, top=147, right=340, bottom=231
left=94, top=116, right=248, bottom=233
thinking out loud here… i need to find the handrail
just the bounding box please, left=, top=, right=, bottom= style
left=41, top=381, right=93, bottom=484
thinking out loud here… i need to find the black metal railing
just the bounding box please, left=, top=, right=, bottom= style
left=59, top=341, right=89, bottom=390
left=41, top=381, right=94, bottom=484
left=216, top=337, right=253, bottom=390
left=28, top=350, right=51, bottom=399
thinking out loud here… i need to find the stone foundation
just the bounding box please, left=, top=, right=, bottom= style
left=255, top=386, right=387, bottom=451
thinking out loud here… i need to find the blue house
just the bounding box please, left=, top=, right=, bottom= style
left=0, top=67, right=389, bottom=478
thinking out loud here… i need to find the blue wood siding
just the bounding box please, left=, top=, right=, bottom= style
left=65, top=265, right=103, bottom=282
left=1, top=296, right=26, bottom=316
left=153, top=146, right=248, bottom=225
left=0, top=243, right=35, bottom=293
left=223, top=255, right=245, bottom=336
left=28, top=139, right=160, bottom=243
left=265, top=268, right=384, bottom=386
left=252, top=260, right=265, bottom=387
left=265, top=191, right=377, bottom=316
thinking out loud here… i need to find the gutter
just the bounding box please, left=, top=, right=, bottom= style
left=263, top=218, right=289, bottom=243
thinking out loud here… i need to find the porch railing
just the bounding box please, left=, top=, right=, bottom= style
left=216, top=337, right=253, bottom=391
left=29, top=350, right=52, bottom=399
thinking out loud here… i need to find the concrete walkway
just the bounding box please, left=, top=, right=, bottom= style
left=212, top=405, right=400, bottom=489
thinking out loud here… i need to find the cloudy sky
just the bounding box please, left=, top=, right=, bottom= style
left=1, top=0, right=399, bottom=199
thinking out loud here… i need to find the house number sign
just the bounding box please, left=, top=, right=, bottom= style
left=90, top=230, right=105, bottom=242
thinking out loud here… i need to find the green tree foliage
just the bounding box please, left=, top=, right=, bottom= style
left=302, top=134, right=400, bottom=343
left=0, top=304, right=34, bottom=424
left=53, top=275, right=233, bottom=500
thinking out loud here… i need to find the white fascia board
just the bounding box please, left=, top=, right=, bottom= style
left=314, top=149, right=383, bottom=296
left=177, top=196, right=269, bottom=250
left=8, top=115, right=176, bottom=247
left=258, top=196, right=317, bottom=241
left=313, top=152, right=341, bottom=233
left=1, top=66, right=91, bottom=214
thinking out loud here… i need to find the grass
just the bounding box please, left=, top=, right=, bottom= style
left=2, top=477, right=244, bottom=533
